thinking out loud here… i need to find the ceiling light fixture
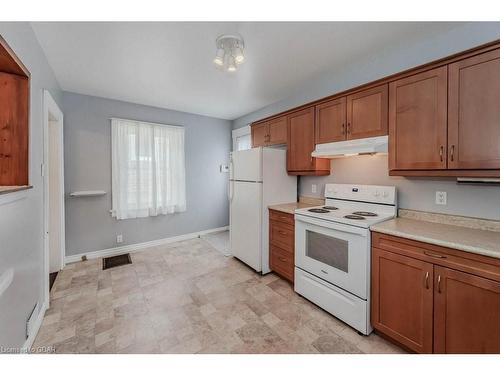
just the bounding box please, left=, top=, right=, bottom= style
left=213, top=34, right=245, bottom=72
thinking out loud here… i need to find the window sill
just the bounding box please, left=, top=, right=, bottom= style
left=0, top=185, right=32, bottom=206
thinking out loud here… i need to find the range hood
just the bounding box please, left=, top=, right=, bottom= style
left=312, top=135, right=389, bottom=159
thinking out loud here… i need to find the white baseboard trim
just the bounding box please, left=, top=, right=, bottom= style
left=65, top=226, right=229, bottom=264
left=21, top=300, right=47, bottom=353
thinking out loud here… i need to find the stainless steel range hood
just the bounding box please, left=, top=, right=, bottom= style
left=312, top=135, right=389, bottom=159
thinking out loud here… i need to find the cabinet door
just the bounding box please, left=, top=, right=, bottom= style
left=389, top=66, right=448, bottom=170
left=0, top=73, right=29, bottom=186
left=372, top=248, right=434, bottom=353
left=268, top=116, right=287, bottom=145
left=448, top=48, right=500, bottom=169
left=287, top=107, right=316, bottom=171
left=315, top=97, right=346, bottom=144
left=347, top=84, right=388, bottom=140
left=434, top=266, right=500, bottom=353
left=251, top=122, right=269, bottom=148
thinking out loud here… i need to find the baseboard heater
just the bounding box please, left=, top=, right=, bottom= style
left=457, top=177, right=500, bottom=185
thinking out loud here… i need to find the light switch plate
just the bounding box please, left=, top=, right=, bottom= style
left=311, top=184, right=317, bottom=194
left=220, top=164, right=229, bottom=173
left=116, top=234, right=123, bottom=243
left=435, top=191, right=447, bottom=205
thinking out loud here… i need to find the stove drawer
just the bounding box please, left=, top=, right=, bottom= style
left=270, top=245, right=294, bottom=282
left=295, top=267, right=371, bottom=334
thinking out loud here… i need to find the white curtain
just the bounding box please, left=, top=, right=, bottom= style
left=111, top=118, right=186, bottom=220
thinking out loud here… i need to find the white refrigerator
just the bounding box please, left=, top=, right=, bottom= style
left=229, top=147, right=297, bottom=273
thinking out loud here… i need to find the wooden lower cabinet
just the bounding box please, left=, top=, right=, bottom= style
left=371, top=232, right=500, bottom=353
left=371, top=247, right=434, bottom=353
left=269, top=209, right=295, bottom=283
left=433, top=266, right=500, bottom=353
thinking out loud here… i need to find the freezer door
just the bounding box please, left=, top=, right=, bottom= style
left=230, top=148, right=262, bottom=182
left=230, top=180, right=262, bottom=272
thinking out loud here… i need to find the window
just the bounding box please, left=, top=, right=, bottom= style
left=111, top=118, right=186, bottom=220
left=235, top=134, right=251, bottom=151
left=232, top=125, right=251, bottom=151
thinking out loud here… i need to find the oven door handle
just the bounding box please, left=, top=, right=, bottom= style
left=295, top=214, right=368, bottom=237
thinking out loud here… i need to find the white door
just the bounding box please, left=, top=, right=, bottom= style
left=230, top=180, right=262, bottom=271
left=48, top=120, right=63, bottom=273
left=230, top=147, right=262, bottom=182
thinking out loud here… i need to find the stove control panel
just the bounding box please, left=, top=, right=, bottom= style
left=324, top=184, right=396, bottom=205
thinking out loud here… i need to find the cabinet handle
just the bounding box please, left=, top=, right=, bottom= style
left=424, top=271, right=429, bottom=289
left=424, top=251, right=446, bottom=259
left=439, top=146, right=444, bottom=162
left=341, top=123, right=345, bottom=135
left=347, top=123, right=351, bottom=134
left=450, top=145, right=455, bottom=162
left=278, top=230, right=287, bottom=235
left=437, top=275, right=442, bottom=293
left=278, top=256, right=287, bottom=262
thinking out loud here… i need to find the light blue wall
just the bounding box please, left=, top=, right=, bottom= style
left=232, top=22, right=500, bottom=220
left=63, top=92, right=232, bottom=256
left=0, top=23, right=62, bottom=348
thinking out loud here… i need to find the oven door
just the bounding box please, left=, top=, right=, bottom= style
left=295, top=214, right=370, bottom=299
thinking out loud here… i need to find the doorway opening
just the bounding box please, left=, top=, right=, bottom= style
left=43, top=90, right=65, bottom=305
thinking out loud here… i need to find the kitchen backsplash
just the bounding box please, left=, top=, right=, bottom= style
left=299, top=154, right=500, bottom=221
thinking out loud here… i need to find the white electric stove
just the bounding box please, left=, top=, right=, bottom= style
left=294, top=184, right=397, bottom=335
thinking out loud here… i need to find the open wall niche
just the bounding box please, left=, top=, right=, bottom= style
left=0, top=35, right=30, bottom=189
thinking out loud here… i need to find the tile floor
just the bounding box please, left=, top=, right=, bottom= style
left=200, top=230, right=230, bottom=257
left=33, top=237, right=405, bottom=354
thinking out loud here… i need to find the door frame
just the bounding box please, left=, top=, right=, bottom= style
left=42, top=90, right=65, bottom=306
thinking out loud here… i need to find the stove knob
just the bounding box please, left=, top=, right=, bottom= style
left=373, top=191, right=380, bottom=197
left=382, top=191, right=389, bottom=198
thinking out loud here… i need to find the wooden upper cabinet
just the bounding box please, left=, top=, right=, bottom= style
left=287, top=108, right=315, bottom=171
left=448, top=48, right=500, bottom=169
left=251, top=122, right=269, bottom=147
left=251, top=116, right=287, bottom=148
left=315, top=97, right=346, bottom=144
left=268, top=116, right=287, bottom=145
left=0, top=36, right=30, bottom=187
left=287, top=107, right=329, bottom=174
left=389, top=66, right=448, bottom=171
left=433, top=266, right=500, bottom=354
left=347, top=84, right=388, bottom=140
left=372, top=247, right=434, bottom=353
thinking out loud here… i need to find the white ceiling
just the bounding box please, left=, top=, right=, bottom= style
left=31, top=22, right=464, bottom=120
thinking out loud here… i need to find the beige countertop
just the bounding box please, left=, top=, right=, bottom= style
left=268, top=202, right=319, bottom=215
left=371, top=217, right=500, bottom=260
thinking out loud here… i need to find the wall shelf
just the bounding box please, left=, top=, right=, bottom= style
left=69, top=190, right=107, bottom=197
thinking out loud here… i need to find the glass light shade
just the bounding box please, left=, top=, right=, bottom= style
left=227, top=55, right=237, bottom=72
left=234, top=46, right=244, bottom=64
left=213, top=48, right=225, bottom=66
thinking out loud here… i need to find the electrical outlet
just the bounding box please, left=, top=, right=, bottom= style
left=116, top=234, right=123, bottom=243
left=435, top=191, right=447, bottom=205
left=311, top=184, right=317, bottom=194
